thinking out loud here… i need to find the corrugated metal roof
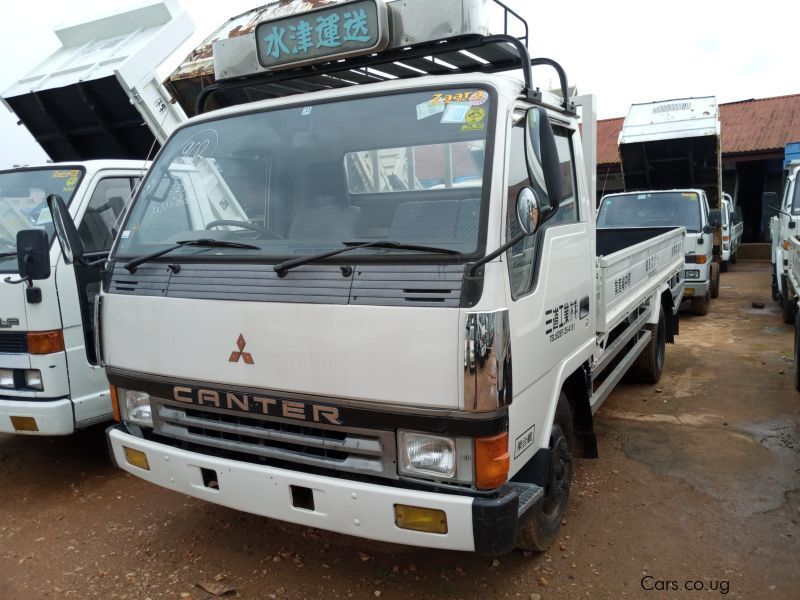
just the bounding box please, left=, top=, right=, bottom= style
left=597, top=93, right=800, bottom=165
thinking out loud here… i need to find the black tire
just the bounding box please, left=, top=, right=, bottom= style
left=795, top=313, right=800, bottom=392
left=772, top=266, right=780, bottom=301
left=721, top=260, right=729, bottom=273
left=691, top=294, right=709, bottom=316
left=632, top=309, right=666, bottom=383
left=710, top=264, right=720, bottom=299
left=782, top=294, right=796, bottom=325
left=731, top=252, right=738, bottom=264
left=516, top=393, right=574, bottom=552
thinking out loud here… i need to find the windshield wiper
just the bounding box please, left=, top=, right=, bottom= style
left=274, top=240, right=461, bottom=278
left=0, top=251, right=16, bottom=259
left=124, top=239, right=260, bottom=274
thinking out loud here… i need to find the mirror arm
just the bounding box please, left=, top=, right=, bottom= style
left=467, top=206, right=556, bottom=277
left=3, top=275, right=30, bottom=286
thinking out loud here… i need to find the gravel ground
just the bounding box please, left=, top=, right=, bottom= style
left=1, top=261, right=798, bottom=600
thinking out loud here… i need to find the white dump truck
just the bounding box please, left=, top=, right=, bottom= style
left=617, top=97, right=723, bottom=304
left=50, top=0, right=684, bottom=553
left=768, top=144, right=800, bottom=322
left=0, top=1, right=194, bottom=435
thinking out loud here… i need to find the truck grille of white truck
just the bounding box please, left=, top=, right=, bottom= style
left=0, top=333, right=27, bottom=353
left=150, top=399, right=398, bottom=479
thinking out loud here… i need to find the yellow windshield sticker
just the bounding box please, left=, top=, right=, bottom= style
left=461, top=106, right=486, bottom=132
left=431, top=90, right=488, bottom=106
left=52, top=169, right=81, bottom=193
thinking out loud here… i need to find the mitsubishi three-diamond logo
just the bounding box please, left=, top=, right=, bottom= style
left=229, top=334, right=254, bottom=364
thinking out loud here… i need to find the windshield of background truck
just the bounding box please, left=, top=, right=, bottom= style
left=115, top=88, right=493, bottom=261
left=793, top=176, right=800, bottom=214
left=0, top=168, right=83, bottom=270
left=597, top=191, right=703, bottom=232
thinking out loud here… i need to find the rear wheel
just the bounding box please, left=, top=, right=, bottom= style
left=731, top=252, right=738, bottom=264
left=710, top=263, right=720, bottom=299
left=772, top=266, right=780, bottom=301
left=632, top=309, right=666, bottom=383
left=691, top=294, right=709, bottom=316
left=782, top=294, right=796, bottom=324
left=516, top=393, right=574, bottom=552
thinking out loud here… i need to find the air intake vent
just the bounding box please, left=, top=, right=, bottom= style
left=653, top=102, right=691, bottom=114
left=0, top=333, right=27, bottom=354
left=351, top=265, right=464, bottom=307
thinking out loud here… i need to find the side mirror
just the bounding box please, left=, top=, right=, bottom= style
left=15, top=229, right=50, bottom=281
left=525, top=107, right=562, bottom=219
left=47, top=194, right=84, bottom=265
left=791, top=222, right=797, bottom=229
left=516, top=188, right=541, bottom=235
left=762, top=191, right=778, bottom=207
left=702, top=225, right=712, bottom=235
left=708, top=209, right=721, bottom=229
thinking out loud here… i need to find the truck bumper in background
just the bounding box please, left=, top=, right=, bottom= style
left=107, top=426, right=540, bottom=554
left=0, top=398, right=74, bottom=435
left=683, top=279, right=710, bottom=298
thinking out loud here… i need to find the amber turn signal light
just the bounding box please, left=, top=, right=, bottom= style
left=475, top=432, right=510, bottom=490
left=110, top=385, right=120, bottom=422
left=27, top=330, right=64, bottom=355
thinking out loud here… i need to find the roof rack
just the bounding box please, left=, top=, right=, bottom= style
left=181, top=0, right=573, bottom=117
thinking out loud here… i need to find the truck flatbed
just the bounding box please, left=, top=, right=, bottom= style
left=596, top=226, right=685, bottom=335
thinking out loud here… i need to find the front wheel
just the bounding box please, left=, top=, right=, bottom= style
left=516, top=393, right=574, bottom=552
left=783, top=294, right=796, bottom=325
left=691, top=294, right=709, bottom=316
left=710, top=264, right=720, bottom=299
left=631, top=308, right=666, bottom=383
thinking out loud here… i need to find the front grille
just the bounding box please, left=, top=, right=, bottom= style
left=151, top=399, right=397, bottom=479
left=0, top=332, right=27, bottom=353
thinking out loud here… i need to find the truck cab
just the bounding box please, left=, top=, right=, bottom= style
left=598, top=189, right=715, bottom=315
left=62, top=0, right=683, bottom=555
left=720, top=193, right=742, bottom=271
left=770, top=160, right=800, bottom=322
left=0, top=161, right=147, bottom=434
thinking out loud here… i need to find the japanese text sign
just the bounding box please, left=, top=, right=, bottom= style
left=256, top=0, right=389, bottom=71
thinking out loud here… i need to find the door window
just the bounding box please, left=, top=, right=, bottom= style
left=79, top=178, right=132, bottom=253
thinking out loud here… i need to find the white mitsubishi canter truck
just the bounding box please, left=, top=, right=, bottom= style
left=51, top=0, right=684, bottom=553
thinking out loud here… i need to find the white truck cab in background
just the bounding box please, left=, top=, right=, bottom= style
left=598, top=189, right=717, bottom=315
left=0, top=161, right=147, bottom=434
left=768, top=156, right=800, bottom=323
left=721, top=193, right=742, bottom=271
left=0, top=1, right=196, bottom=435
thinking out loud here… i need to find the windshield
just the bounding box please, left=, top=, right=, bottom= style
left=0, top=168, right=84, bottom=269
left=793, top=176, right=800, bottom=214
left=115, top=88, right=493, bottom=262
left=598, top=191, right=703, bottom=232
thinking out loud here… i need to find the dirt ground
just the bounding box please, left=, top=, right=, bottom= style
left=1, top=261, right=798, bottom=600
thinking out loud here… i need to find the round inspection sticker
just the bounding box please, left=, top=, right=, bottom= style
left=461, top=106, right=486, bottom=132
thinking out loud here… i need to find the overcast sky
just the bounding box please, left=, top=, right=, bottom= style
left=0, top=0, right=797, bottom=168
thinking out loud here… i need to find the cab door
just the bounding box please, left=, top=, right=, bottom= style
left=504, top=107, right=594, bottom=464
left=59, top=173, right=136, bottom=424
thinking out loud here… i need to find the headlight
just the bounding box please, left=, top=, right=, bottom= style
left=398, top=431, right=473, bottom=483
left=24, top=370, right=43, bottom=390
left=121, top=389, right=153, bottom=427
left=685, top=269, right=700, bottom=279
left=0, top=369, right=13, bottom=388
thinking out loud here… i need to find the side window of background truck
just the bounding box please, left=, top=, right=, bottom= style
left=79, top=177, right=133, bottom=253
